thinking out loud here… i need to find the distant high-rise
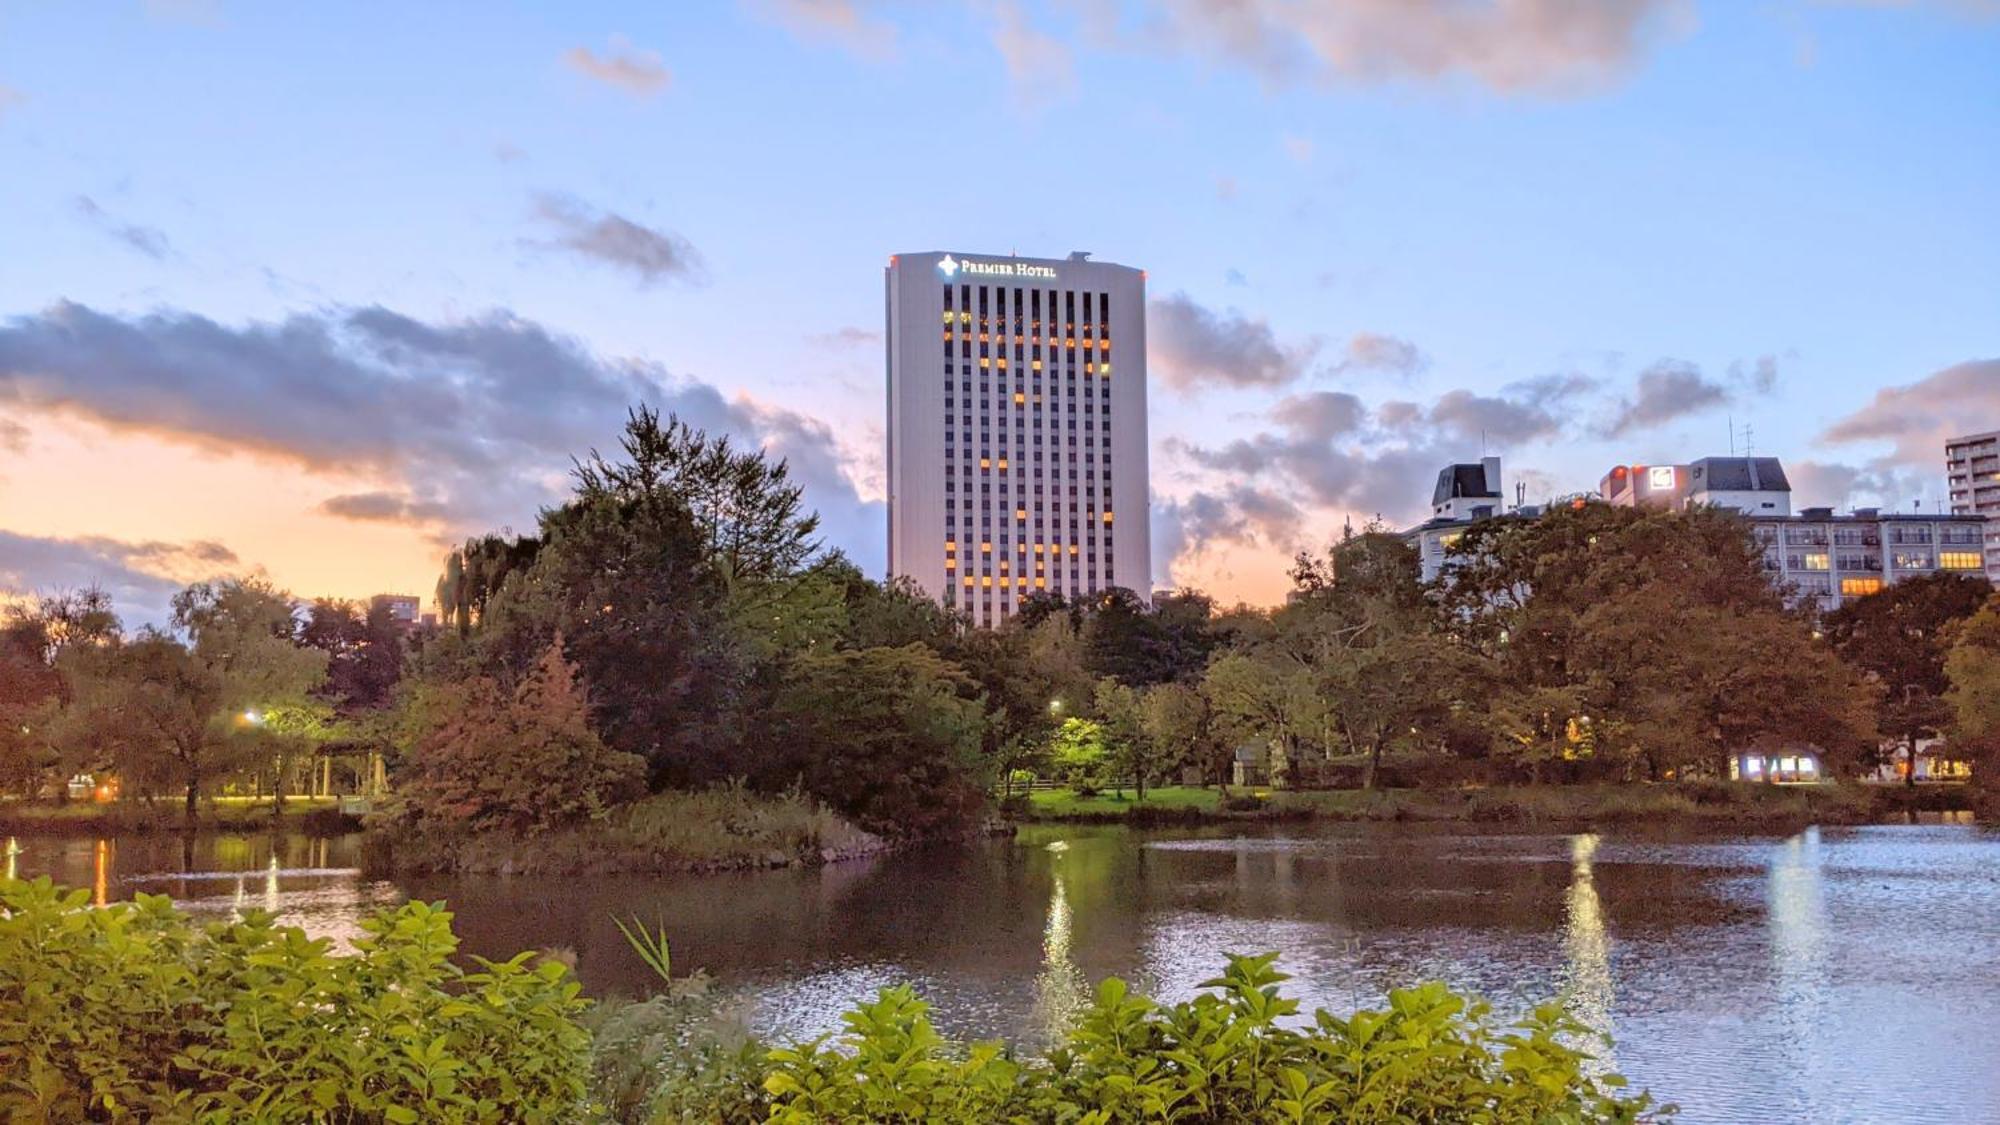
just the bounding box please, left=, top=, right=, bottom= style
left=1946, top=430, right=2000, bottom=583
left=885, top=251, right=1150, bottom=626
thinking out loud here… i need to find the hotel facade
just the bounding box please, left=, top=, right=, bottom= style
left=885, top=251, right=1151, bottom=627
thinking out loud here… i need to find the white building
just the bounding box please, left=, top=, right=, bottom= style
left=1405, top=457, right=1541, bottom=583
left=1745, top=506, right=1987, bottom=613
left=1946, top=430, right=2000, bottom=583
left=885, top=251, right=1150, bottom=627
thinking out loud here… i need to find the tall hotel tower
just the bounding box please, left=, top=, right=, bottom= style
left=886, top=250, right=1150, bottom=626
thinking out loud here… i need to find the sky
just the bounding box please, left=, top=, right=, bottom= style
left=1, top=0, right=1996, bottom=624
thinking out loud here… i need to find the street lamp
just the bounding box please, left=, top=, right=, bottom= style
left=242, top=709, right=265, bottom=727
left=1049, top=699, right=1063, bottom=714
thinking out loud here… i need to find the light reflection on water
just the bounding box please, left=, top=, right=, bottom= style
left=9, top=821, right=2000, bottom=1123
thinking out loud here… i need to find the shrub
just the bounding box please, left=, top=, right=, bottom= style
left=374, top=783, right=881, bottom=876
left=0, top=876, right=591, bottom=1122
left=389, top=640, right=646, bottom=834
left=760, top=953, right=1666, bottom=1124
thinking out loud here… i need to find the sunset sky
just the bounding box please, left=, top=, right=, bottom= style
left=2, top=1, right=1996, bottom=624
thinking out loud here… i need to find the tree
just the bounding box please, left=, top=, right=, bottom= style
left=0, top=589, right=120, bottom=798
left=172, top=578, right=328, bottom=811
left=1047, top=717, right=1112, bottom=794
left=1825, top=572, right=1993, bottom=784
left=1093, top=679, right=1152, bottom=799
left=1201, top=650, right=1323, bottom=789
left=301, top=598, right=407, bottom=713
left=455, top=408, right=831, bottom=789
left=1141, top=681, right=1229, bottom=789
left=763, top=645, right=987, bottom=836
left=394, top=641, right=645, bottom=833
left=1944, top=595, right=2000, bottom=794
left=55, top=633, right=227, bottom=827
left=577, top=405, right=820, bottom=582
left=1439, top=503, right=1877, bottom=780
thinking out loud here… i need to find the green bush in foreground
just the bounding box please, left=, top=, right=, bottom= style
left=3, top=879, right=1667, bottom=1123
left=758, top=952, right=1666, bottom=1123
left=0, top=877, right=590, bottom=1123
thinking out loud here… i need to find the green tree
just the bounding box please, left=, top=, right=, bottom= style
left=1441, top=502, right=1877, bottom=780
left=1140, top=680, right=1229, bottom=789
left=1944, top=595, right=2000, bottom=795
left=1047, top=716, right=1112, bottom=794
left=1092, top=678, right=1151, bottom=799
left=763, top=645, right=988, bottom=835
left=172, top=577, right=329, bottom=811
left=1825, top=571, right=1993, bottom=784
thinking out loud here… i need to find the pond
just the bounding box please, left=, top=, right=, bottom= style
left=9, top=820, right=1998, bottom=1124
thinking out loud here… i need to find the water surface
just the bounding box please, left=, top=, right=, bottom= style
left=11, top=820, right=1998, bottom=1124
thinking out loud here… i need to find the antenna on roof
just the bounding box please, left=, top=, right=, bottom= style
left=1743, top=424, right=1755, bottom=457
left=1728, top=414, right=1735, bottom=456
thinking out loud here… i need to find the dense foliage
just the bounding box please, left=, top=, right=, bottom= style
left=757, top=952, right=1662, bottom=1123
left=0, top=877, right=591, bottom=1122
left=388, top=641, right=646, bottom=833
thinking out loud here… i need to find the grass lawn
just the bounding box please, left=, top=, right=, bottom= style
left=1023, top=786, right=1237, bottom=818
left=0, top=796, right=345, bottom=835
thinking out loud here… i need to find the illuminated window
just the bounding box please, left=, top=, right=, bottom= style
left=1941, top=552, right=1983, bottom=570
left=1840, top=577, right=1882, bottom=596
left=1013, top=393, right=1025, bottom=404
left=1015, top=509, right=1027, bottom=520
left=962, top=576, right=974, bottom=587
left=1803, top=552, right=1830, bottom=571
left=980, top=541, right=992, bottom=552
left=1035, top=577, right=1046, bottom=588
left=979, top=458, right=991, bottom=468
left=1102, top=511, right=1114, bottom=523
left=981, top=576, right=992, bottom=587
left=944, top=558, right=956, bottom=570
left=997, top=458, right=1008, bottom=469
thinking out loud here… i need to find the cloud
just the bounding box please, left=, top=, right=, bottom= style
left=1282, top=134, right=1314, bottom=163
left=0, top=85, right=24, bottom=119
left=1820, top=357, right=2000, bottom=467
left=1163, top=375, right=1583, bottom=579
left=989, top=0, right=1077, bottom=104
left=808, top=325, right=881, bottom=348
left=531, top=192, right=705, bottom=286
left=1275, top=390, right=1368, bottom=442
left=0, top=301, right=885, bottom=570
left=561, top=35, right=671, bottom=97
left=1336, top=332, right=1425, bottom=378
left=1151, top=484, right=1307, bottom=584
left=74, top=195, right=173, bottom=260
left=0, top=532, right=239, bottom=625
left=1084, top=0, right=1695, bottom=96
left=318, top=491, right=454, bottom=525
left=1148, top=292, right=1319, bottom=393
left=750, top=0, right=899, bottom=57
left=1597, top=360, right=1730, bottom=437
left=0, top=418, right=25, bottom=452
